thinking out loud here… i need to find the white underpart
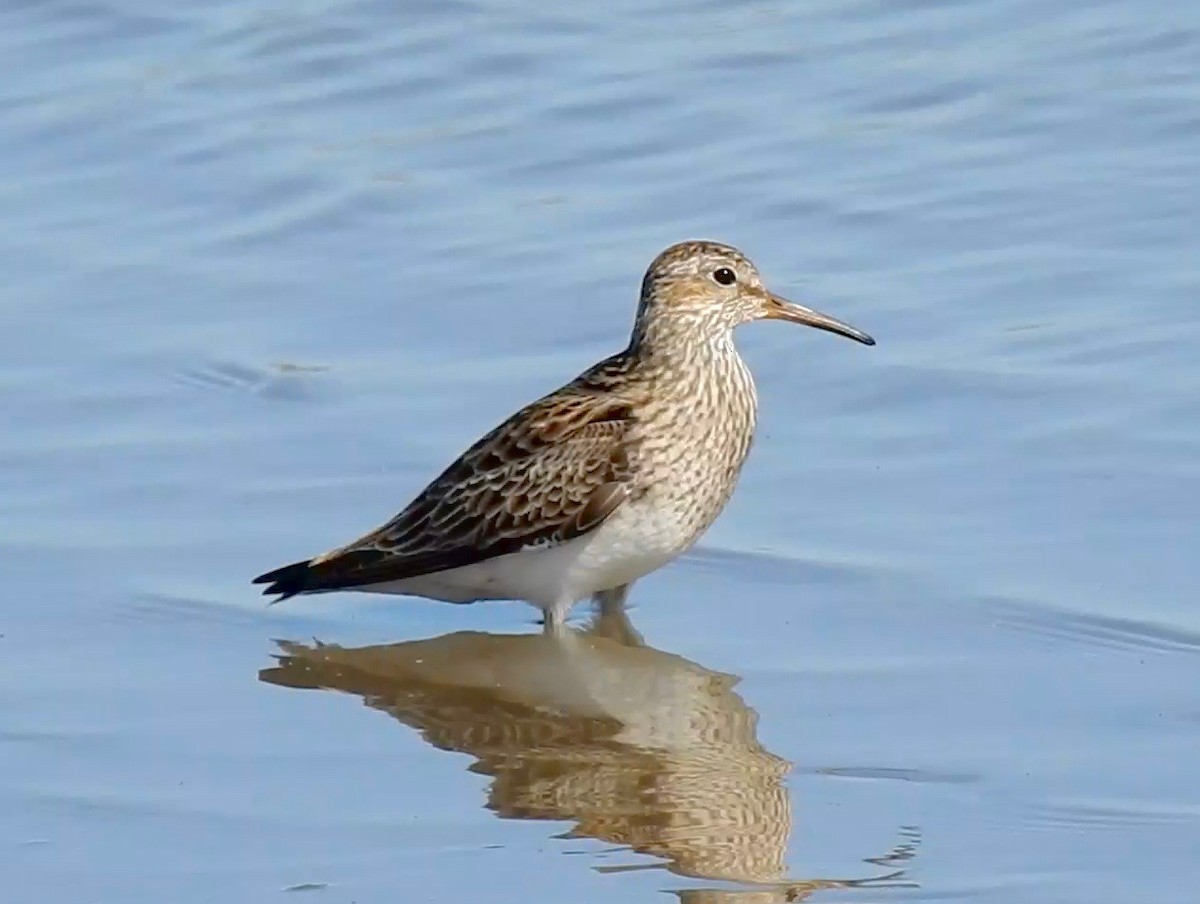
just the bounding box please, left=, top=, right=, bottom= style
left=359, top=496, right=689, bottom=620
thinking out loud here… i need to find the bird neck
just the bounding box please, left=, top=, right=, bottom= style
left=628, top=315, right=737, bottom=371
left=627, top=316, right=759, bottom=477
left=627, top=319, right=756, bottom=424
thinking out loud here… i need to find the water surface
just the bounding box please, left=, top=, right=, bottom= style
left=2, top=1, right=1198, bottom=902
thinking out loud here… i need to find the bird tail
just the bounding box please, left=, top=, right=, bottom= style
left=252, top=547, right=393, bottom=603
left=252, top=559, right=319, bottom=603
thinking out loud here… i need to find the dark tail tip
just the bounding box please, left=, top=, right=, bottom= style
left=252, top=559, right=314, bottom=603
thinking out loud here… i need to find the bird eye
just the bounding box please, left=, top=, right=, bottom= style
left=712, top=267, right=737, bottom=286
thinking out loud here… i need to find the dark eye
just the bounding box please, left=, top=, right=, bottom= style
left=712, top=267, right=737, bottom=286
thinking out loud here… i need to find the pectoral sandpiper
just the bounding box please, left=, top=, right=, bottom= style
left=254, top=240, right=874, bottom=630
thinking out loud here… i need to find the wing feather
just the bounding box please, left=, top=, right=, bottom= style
left=253, top=371, right=638, bottom=600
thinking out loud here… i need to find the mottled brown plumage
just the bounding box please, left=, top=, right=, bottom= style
left=254, top=240, right=874, bottom=628
left=298, top=373, right=638, bottom=588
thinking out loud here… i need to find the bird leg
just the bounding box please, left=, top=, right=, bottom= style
left=591, top=583, right=631, bottom=616
left=542, top=599, right=572, bottom=636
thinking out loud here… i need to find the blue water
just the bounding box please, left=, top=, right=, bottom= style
left=2, top=1, right=1198, bottom=902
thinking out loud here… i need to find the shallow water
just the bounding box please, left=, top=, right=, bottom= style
left=2, top=1, right=1198, bottom=902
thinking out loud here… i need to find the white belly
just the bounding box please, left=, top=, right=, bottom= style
left=360, top=498, right=691, bottom=611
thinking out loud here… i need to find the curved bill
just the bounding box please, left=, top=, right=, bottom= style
left=764, top=292, right=875, bottom=346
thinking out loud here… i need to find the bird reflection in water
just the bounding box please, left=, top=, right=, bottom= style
left=259, top=608, right=917, bottom=901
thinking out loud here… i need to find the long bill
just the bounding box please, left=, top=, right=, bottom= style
left=764, top=292, right=875, bottom=346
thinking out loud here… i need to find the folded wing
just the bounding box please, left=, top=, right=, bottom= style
left=253, top=387, right=637, bottom=601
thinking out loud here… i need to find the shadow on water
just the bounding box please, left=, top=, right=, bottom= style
left=259, top=608, right=919, bottom=901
